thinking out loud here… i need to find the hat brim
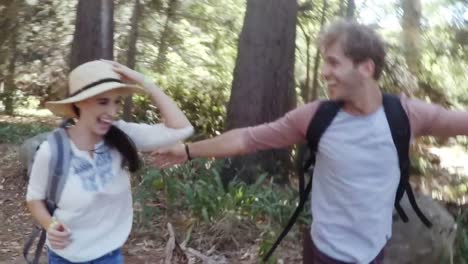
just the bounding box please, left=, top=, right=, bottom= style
left=45, top=83, right=145, bottom=117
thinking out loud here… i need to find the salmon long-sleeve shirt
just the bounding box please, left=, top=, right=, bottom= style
left=239, top=95, right=468, bottom=263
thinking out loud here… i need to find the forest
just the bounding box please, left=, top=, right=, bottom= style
left=0, top=0, right=467, bottom=263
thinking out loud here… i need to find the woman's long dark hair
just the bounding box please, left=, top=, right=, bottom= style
left=71, top=105, right=141, bottom=172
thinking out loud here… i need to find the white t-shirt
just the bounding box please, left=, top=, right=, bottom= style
left=311, top=108, right=399, bottom=263
left=243, top=97, right=468, bottom=263
left=26, top=120, right=193, bottom=262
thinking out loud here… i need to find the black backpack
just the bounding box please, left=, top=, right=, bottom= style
left=263, top=93, right=432, bottom=261
left=23, top=123, right=72, bottom=264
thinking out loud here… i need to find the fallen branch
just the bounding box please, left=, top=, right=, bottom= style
left=185, top=247, right=218, bottom=264
left=165, top=222, right=189, bottom=264
left=164, top=223, right=176, bottom=264
left=180, top=243, right=221, bottom=264
left=166, top=222, right=223, bottom=264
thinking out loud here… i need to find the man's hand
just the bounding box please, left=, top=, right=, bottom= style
left=152, top=143, right=189, bottom=168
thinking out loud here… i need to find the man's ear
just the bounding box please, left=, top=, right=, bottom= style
left=358, top=59, right=375, bottom=79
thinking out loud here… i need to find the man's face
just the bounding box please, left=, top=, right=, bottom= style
left=321, top=41, right=367, bottom=100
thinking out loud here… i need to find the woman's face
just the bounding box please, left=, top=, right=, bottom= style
left=74, top=90, right=125, bottom=136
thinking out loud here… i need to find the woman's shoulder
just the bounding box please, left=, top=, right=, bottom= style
left=27, top=139, right=53, bottom=170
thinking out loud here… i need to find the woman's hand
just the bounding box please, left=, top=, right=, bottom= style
left=152, top=143, right=189, bottom=168
left=100, top=60, right=192, bottom=129
left=47, top=219, right=72, bottom=250
left=101, top=59, right=146, bottom=85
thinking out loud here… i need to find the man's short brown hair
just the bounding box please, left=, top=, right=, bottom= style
left=319, top=19, right=387, bottom=80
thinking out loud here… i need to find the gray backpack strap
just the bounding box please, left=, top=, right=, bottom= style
left=24, top=128, right=72, bottom=264
left=46, top=128, right=72, bottom=210
left=23, top=227, right=46, bottom=264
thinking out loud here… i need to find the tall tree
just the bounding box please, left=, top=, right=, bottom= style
left=1, top=0, right=19, bottom=115
left=339, top=0, right=346, bottom=17
left=123, top=0, right=142, bottom=121
left=401, top=0, right=422, bottom=75
left=346, top=0, right=355, bottom=19
left=155, top=0, right=179, bottom=73
left=4, top=27, right=17, bottom=115
left=70, top=0, right=114, bottom=72
left=223, top=0, right=298, bottom=184
left=311, top=0, right=328, bottom=101
left=296, top=0, right=314, bottom=102
left=297, top=17, right=312, bottom=101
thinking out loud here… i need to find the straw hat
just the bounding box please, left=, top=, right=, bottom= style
left=45, top=60, right=145, bottom=117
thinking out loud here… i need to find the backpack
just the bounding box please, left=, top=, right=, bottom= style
left=23, top=123, right=72, bottom=264
left=263, top=93, right=432, bottom=261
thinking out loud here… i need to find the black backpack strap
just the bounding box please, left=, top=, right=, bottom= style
left=306, top=100, right=343, bottom=164
left=263, top=100, right=342, bottom=262
left=382, top=93, right=432, bottom=228
left=294, top=144, right=313, bottom=202
left=405, top=183, right=432, bottom=227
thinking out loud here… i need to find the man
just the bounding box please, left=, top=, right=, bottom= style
left=152, top=19, right=468, bottom=263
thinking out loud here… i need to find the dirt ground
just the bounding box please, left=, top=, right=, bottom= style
left=3, top=114, right=468, bottom=264
left=0, top=115, right=301, bottom=264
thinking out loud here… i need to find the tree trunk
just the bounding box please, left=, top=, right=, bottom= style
left=222, top=0, right=298, bottom=184
left=401, top=0, right=422, bottom=75
left=123, top=0, right=141, bottom=121
left=346, top=0, right=355, bottom=19
left=2, top=0, right=18, bottom=115
left=339, top=0, right=346, bottom=17
left=298, top=22, right=311, bottom=101
left=4, top=28, right=17, bottom=115
left=0, top=0, right=15, bottom=57
left=311, top=0, right=328, bottom=100
left=155, top=0, right=179, bottom=73
left=70, top=0, right=114, bottom=73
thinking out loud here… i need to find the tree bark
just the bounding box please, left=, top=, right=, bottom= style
left=298, top=22, right=311, bottom=101
left=155, top=0, right=179, bottom=73
left=222, top=0, right=298, bottom=184
left=339, top=0, right=346, bottom=17
left=311, top=0, right=328, bottom=100
left=401, top=0, right=422, bottom=75
left=4, top=27, right=17, bottom=115
left=2, top=0, right=18, bottom=115
left=70, top=0, right=114, bottom=73
left=123, top=0, right=141, bottom=121
left=346, top=0, right=355, bottom=19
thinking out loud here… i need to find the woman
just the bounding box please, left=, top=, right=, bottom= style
left=26, top=60, right=193, bottom=263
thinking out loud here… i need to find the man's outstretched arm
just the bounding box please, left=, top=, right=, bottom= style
left=152, top=101, right=320, bottom=168
left=152, top=128, right=250, bottom=168
left=405, top=96, right=468, bottom=138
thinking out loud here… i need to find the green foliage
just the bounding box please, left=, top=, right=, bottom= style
left=0, top=0, right=466, bottom=260
left=134, top=158, right=311, bottom=255
left=410, top=155, right=432, bottom=175
left=1, top=0, right=73, bottom=102
left=258, top=229, right=280, bottom=263
left=137, top=158, right=310, bottom=224
left=113, top=0, right=245, bottom=137
left=0, top=121, right=50, bottom=144
left=0, top=89, right=42, bottom=114
left=131, top=77, right=229, bottom=137
left=378, top=0, right=467, bottom=107
left=295, top=0, right=345, bottom=102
